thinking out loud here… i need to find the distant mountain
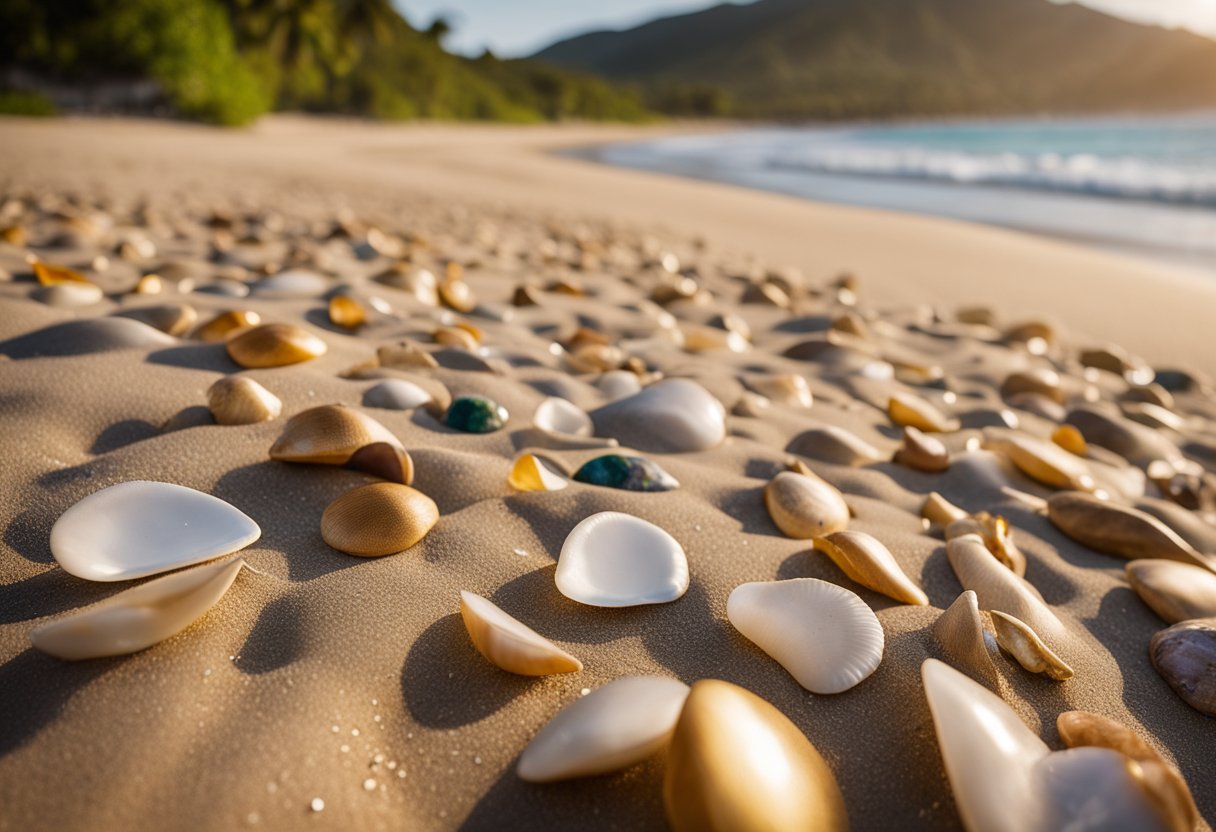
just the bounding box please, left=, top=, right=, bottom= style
left=533, top=0, right=1216, bottom=118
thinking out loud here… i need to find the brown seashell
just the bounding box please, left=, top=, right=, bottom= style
left=1046, top=492, right=1213, bottom=570
left=740, top=280, right=790, bottom=308
left=1125, top=560, right=1216, bottom=624
left=269, top=404, right=413, bottom=484
left=787, top=425, right=884, bottom=466
left=207, top=376, right=282, bottom=425
left=1003, top=320, right=1055, bottom=353
left=1081, top=344, right=1152, bottom=384
left=1149, top=618, right=1216, bottom=717
left=894, top=426, right=949, bottom=472
left=377, top=340, right=439, bottom=370
left=763, top=470, right=849, bottom=539
left=956, top=306, right=996, bottom=326
left=888, top=392, right=957, bottom=433
left=328, top=296, right=366, bottom=329
left=320, top=482, right=438, bottom=557
left=990, top=610, right=1074, bottom=680
left=922, top=492, right=968, bottom=528
left=1123, top=383, right=1175, bottom=410
left=117, top=303, right=198, bottom=336
left=932, top=590, right=1000, bottom=692
left=813, top=530, right=927, bottom=605
left=1057, top=710, right=1199, bottom=832
left=830, top=311, right=868, bottom=338
left=196, top=310, right=261, bottom=343
left=946, top=513, right=1026, bottom=576
left=227, top=323, right=327, bottom=368
left=1066, top=406, right=1182, bottom=469
left=512, top=284, right=541, bottom=306
left=1000, top=368, right=1065, bottom=404
left=373, top=264, right=438, bottom=306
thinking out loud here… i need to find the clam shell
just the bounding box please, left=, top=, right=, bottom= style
left=946, top=512, right=1026, bottom=576
left=1149, top=618, right=1216, bottom=717
left=894, top=426, right=949, bottom=472
left=459, top=591, right=581, bottom=676
left=116, top=303, right=198, bottom=336
left=922, top=492, right=968, bottom=527
left=932, top=590, right=1000, bottom=692
left=985, top=434, right=1095, bottom=492
left=787, top=425, right=885, bottom=466
left=533, top=397, right=593, bottom=437
left=591, top=378, right=725, bottom=453
left=1046, top=492, right=1212, bottom=569
left=922, top=659, right=1168, bottom=832
left=438, top=277, right=476, bottom=312
left=207, top=376, right=282, bottom=425
left=51, top=481, right=261, bottom=582
left=320, top=482, right=438, bottom=557
left=269, top=404, right=413, bottom=484
left=663, top=679, right=848, bottom=832
left=433, top=325, right=477, bottom=350
left=763, top=470, right=849, bottom=539
left=888, top=392, right=957, bottom=433
left=518, top=676, right=689, bottom=783
left=362, top=379, right=433, bottom=411
left=727, top=578, right=884, bottom=694
left=227, top=323, right=327, bottom=368
left=572, top=454, right=678, bottom=492
left=814, top=530, right=927, bottom=605
left=1125, top=560, right=1216, bottom=623
left=195, top=310, right=260, bottom=343
left=990, top=610, right=1074, bottom=680
left=555, top=512, right=689, bottom=607
left=32, top=558, right=245, bottom=660
left=508, top=453, right=569, bottom=492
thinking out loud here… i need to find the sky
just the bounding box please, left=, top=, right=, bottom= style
left=394, top=0, right=1216, bottom=58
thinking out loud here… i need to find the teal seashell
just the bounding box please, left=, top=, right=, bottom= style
left=445, top=394, right=508, bottom=433
left=573, top=454, right=679, bottom=492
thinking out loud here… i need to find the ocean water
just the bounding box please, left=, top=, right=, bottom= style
left=581, top=114, right=1216, bottom=275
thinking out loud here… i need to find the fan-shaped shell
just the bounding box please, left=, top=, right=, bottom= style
left=320, top=482, right=438, bottom=557
left=269, top=404, right=413, bottom=484
left=556, top=512, right=689, bottom=607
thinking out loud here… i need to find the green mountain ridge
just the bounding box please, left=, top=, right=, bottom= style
left=533, top=0, right=1216, bottom=118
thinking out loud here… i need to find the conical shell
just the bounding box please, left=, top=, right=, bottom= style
left=269, top=404, right=413, bottom=484
left=459, top=591, right=581, bottom=676
left=985, top=434, right=1095, bottom=492
left=320, top=482, right=438, bottom=557
left=208, top=376, right=282, bottom=425
left=1149, top=618, right=1216, bottom=717
left=663, top=679, right=848, bottom=832
left=533, top=397, right=593, bottom=437
left=518, top=676, right=689, bottom=782
left=556, top=512, right=688, bottom=607
left=787, top=425, right=885, bottom=466
left=508, top=452, right=569, bottom=492
left=31, top=559, right=245, bottom=660
left=888, top=392, right=957, bottom=433
left=764, top=470, right=850, bottom=539
left=1046, top=492, right=1212, bottom=570
left=990, top=610, right=1074, bottom=680
left=894, top=426, right=949, bottom=472
left=227, top=323, right=327, bottom=368
left=1125, top=559, right=1216, bottom=623
left=813, top=530, right=928, bottom=605
left=932, top=590, right=1000, bottom=692
left=727, top=578, right=884, bottom=694
left=923, top=492, right=969, bottom=527
left=51, top=481, right=260, bottom=582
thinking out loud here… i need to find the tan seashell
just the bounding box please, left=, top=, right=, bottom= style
left=1122, top=402, right=1185, bottom=432
left=459, top=590, right=581, bottom=675
left=196, top=310, right=261, bottom=343
left=1000, top=368, right=1065, bottom=404
left=1057, top=710, right=1198, bottom=832
left=984, top=433, right=1095, bottom=492
left=1003, top=320, right=1055, bottom=353
left=1123, top=383, right=1175, bottom=410
left=787, top=425, right=885, bottom=466
left=813, top=530, right=928, bottom=605
left=894, top=426, right=949, bottom=472
left=743, top=373, right=812, bottom=408
left=328, top=296, right=366, bottom=329
left=663, top=680, right=848, bottom=832
left=922, top=492, right=968, bottom=528
left=946, top=513, right=1026, bottom=576
left=568, top=343, right=623, bottom=372
left=888, top=392, right=957, bottom=433
left=227, top=323, right=327, bottom=368
left=31, top=558, right=245, bottom=660
left=1125, top=560, right=1216, bottom=624
left=830, top=311, right=868, bottom=338
left=508, top=452, right=569, bottom=492
left=1066, top=406, right=1183, bottom=469
left=377, top=340, right=439, bottom=370
left=739, top=280, right=790, bottom=308
left=680, top=324, right=748, bottom=354
left=438, top=277, right=476, bottom=312
left=932, top=590, right=1001, bottom=691
left=990, top=610, right=1074, bottom=680
left=433, top=325, right=477, bottom=350
left=1046, top=492, right=1213, bottom=570
left=956, top=305, right=996, bottom=326
left=320, top=482, right=438, bottom=557
left=118, top=303, right=198, bottom=336
left=1052, top=424, right=1088, bottom=456
left=207, top=376, right=282, bottom=425
left=763, top=470, right=849, bottom=539
left=373, top=264, right=438, bottom=306
left=134, top=273, right=163, bottom=295
left=269, top=404, right=413, bottom=484
left=33, top=260, right=92, bottom=285
left=512, top=284, right=541, bottom=306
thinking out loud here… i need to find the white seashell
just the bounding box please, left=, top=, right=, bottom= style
left=51, top=481, right=261, bottom=581
left=533, top=397, right=593, bottom=437
left=508, top=452, right=569, bottom=492
left=592, top=378, right=726, bottom=453
left=459, top=591, right=581, bottom=675
left=33, top=282, right=104, bottom=307
left=362, top=378, right=433, bottom=411
left=727, top=578, right=884, bottom=694
left=517, top=676, right=690, bottom=782
left=921, top=659, right=1169, bottom=832
left=31, top=558, right=245, bottom=660
left=556, top=512, right=689, bottom=607
left=597, top=369, right=642, bottom=401
left=251, top=269, right=330, bottom=298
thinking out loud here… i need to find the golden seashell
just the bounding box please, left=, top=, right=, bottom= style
left=740, top=280, right=790, bottom=308
left=945, top=513, right=1026, bottom=576
left=663, top=679, right=848, bottom=832
left=508, top=452, right=569, bottom=492
left=984, top=433, right=1095, bottom=492
left=1000, top=368, right=1064, bottom=404
left=227, top=323, right=327, bottom=368
left=888, top=392, right=956, bottom=433
left=453, top=320, right=483, bottom=343
left=433, top=325, right=477, bottom=350
left=567, top=343, right=623, bottom=372
left=894, top=426, right=949, bottom=472
left=269, top=404, right=413, bottom=484
left=681, top=324, right=748, bottom=354
left=1, top=224, right=27, bottom=246
left=932, top=590, right=1000, bottom=692
left=328, top=296, right=366, bottom=329
left=133, top=274, right=163, bottom=295
left=438, top=277, right=476, bottom=312
left=1052, top=424, right=1088, bottom=456
left=1046, top=492, right=1212, bottom=569
left=33, top=261, right=92, bottom=286
left=763, top=470, right=849, bottom=539
left=459, top=591, right=581, bottom=675
left=373, top=264, right=438, bottom=306
left=990, top=610, right=1074, bottom=680
left=813, top=530, right=928, bottom=605
left=196, top=310, right=261, bottom=343
left=208, top=376, right=282, bottom=425
left=320, top=482, right=438, bottom=557
left=377, top=340, right=439, bottom=370
left=922, top=492, right=968, bottom=528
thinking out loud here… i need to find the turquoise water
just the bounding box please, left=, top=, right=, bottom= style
left=584, top=114, right=1216, bottom=274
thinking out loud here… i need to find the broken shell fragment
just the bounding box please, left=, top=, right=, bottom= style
left=742, top=374, right=813, bottom=409
left=1046, top=492, right=1212, bottom=569
left=269, top=404, right=413, bottom=484
left=894, top=426, right=949, bottom=472
left=445, top=394, right=508, bottom=433
left=196, top=310, right=261, bottom=343
left=328, top=296, right=366, bottom=329
left=207, top=376, right=282, bottom=425
left=763, top=470, right=849, bottom=539
left=990, top=610, right=1074, bottom=680
left=813, top=530, right=928, bottom=605
left=663, top=679, right=848, bottom=832
left=459, top=590, right=581, bottom=675
left=556, top=512, right=688, bottom=607
left=888, top=392, right=957, bottom=433
left=34, top=261, right=92, bottom=285
left=320, top=482, right=438, bottom=557
left=787, top=425, right=885, bottom=466
left=519, top=676, right=689, bottom=783
left=31, top=558, right=246, bottom=660
left=1125, top=560, right=1216, bottom=624
left=533, top=396, right=592, bottom=437
left=572, top=454, right=678, bottom=492
left=932, top=590, right=1001, bottom=692
left=945, top=513, right=1026, bottom=576
left=1150, top=618, right=1216, bottom=717
left=508, top=452, right=569, bottom=492
left=227, top=323, right=327, bottom=368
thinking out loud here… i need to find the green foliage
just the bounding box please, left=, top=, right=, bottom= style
left=0, top=91, right=58, bottom=117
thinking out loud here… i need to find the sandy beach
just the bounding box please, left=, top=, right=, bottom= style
left=0, top=115, right=1213, bottom=831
